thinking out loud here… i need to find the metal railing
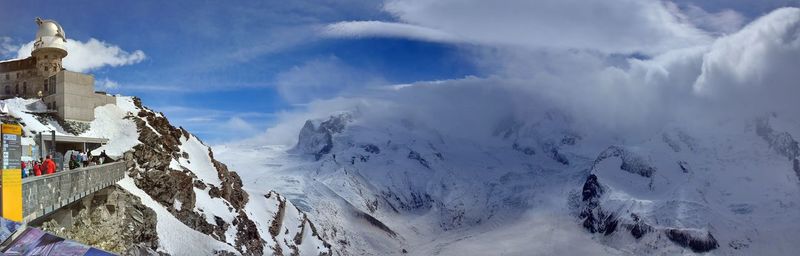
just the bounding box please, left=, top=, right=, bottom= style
left=21, top=161, right=126, bottom=223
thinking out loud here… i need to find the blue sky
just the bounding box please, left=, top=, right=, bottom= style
left=1, top=0, right=798, bottom=143
left=0, top=0, right=477, bottom=142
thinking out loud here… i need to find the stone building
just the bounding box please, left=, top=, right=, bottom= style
left=0, top=18, right=115, bottom=122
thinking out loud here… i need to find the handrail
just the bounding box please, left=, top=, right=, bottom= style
left=20, top=160, right=128, bottom=223
left=22, top=161, right=125, bottom=183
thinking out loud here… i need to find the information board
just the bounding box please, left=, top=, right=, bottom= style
left=1, top=124, right=22, bottom=222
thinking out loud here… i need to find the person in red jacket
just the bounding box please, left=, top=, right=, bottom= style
left=44, top=155, right=56, bottom=175
left=33, top=160, right=42, bottom=176
left=21, top=161, right=27, bottom=178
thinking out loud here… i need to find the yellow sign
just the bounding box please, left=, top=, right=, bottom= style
left=2, top=123, right=23, bottom=222
left=1, top=124, right=21, bottom=135
left=2, top=169, right=22, bottom=222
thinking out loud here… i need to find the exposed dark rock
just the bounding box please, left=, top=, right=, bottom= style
left=512, top=142, right=536, bottom=155
left=756, top=117, right=800, bottom=181
left=361, top=144, right=380, bottom=154
left=629, top=222, right=652, bottom=239
left=581, top=174, right=603, bottom=203
left=208, top=153, right=248, bottom=210
left=662, top=133, right=681, bottom=152
left=381, top=190, right=434, bottom=211
left=756, top=117, right=800, bottom=160
left=550, top=148, right=570, bottom=165
left=593, top=146, right=656, bottom=178
left=125, top=244, right=169, bottom=256
left=678, top=161, right=689, bottom=173
left=354, top=211, right=397, bottom=237
left=627, top=214, right=653, bottom=239
left=63, top=120, right=91, bottom=135
left=37, top=186, right=159, bottom=255
left=729, top=239, right=751, bottom=250
left=129, top=97, right=267, bottom=255
left=561, top=134, right=581, bottom=146
left=407, top=150, right=430, bottom=169
left=294, top=113, right=352, bottom=160
left=269, top=194, right=287, bottom=238
left=578, top=174, right=617, bottom=235
left=263, top=193, right=331, bottom=255
left=28, top=112, right=88, bottom=135
left=234, top=211, right=263, bottom=256
left=579, top=208, right=617, bottom=235
left=664, top=229, right=719, bottom=253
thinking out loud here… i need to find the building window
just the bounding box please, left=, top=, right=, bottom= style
left=4, top=86, right=9, bottom=95
left=44, top=55, right=48, bottom=59
left=45, top=66, right=49, bottom=72
left=16, top=73, right=20, bottom=78
left=23, top=83, right=27, bottom=94
left=4, top=74, right=8, bottom=80
left=15, top=84, right=18, bottom=95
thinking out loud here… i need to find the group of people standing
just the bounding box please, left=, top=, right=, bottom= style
left=66, top=150, right=93, bottom=170
left=20, top=150, right=109, bottom=179
left=21, top=155, right=57, bottom=178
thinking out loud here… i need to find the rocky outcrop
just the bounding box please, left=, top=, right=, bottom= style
left=36, top=186, right=160, bottom=255
left=407, top=150, right=430, bottom=169
left=665, top=229, right=719, bottom=253
left=625, top=214, right=653, bottom=239
left=265, top=192, right=333, bottom=255
left=576, top=174, right=718, bottom=253
left=294, top=113, right=352, bottom=160
left=756, top=116, right=800, bottom=181
left=578, top=175, right=618, bottom=235
left=512, top=142, right=536, bottom=156
left=125, top=97, right=263, bottom=255
left=756, top=117, right=800, bottom=160
left=593, top=146, right=656, bottom=178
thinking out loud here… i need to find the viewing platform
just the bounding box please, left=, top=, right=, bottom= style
left=20, top=161, right=126, bottom=223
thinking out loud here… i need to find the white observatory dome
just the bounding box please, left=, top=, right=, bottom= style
left=32, top=17, right=68, bottom=57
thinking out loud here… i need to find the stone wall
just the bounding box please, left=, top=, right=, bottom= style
left=22, top=161, right=126, bottom=223
left=0, top=57, right=46, bottom=99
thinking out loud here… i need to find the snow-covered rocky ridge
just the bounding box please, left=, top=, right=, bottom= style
left=1, top=97, right=331, bottom=255
left=216, top=109, right=800, bottom=255
left=214, top=8, right=800, bottom=255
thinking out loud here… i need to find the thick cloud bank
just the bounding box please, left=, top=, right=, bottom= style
left=260, top=7, right=800, bottom=146
left=16, top=38, right=146, bottom=72
left=326, top=0, right=716, bottom=54
left=694, top=8, right=800, bottom=113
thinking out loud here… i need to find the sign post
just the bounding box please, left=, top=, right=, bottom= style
left=1, top=124, right=23, bottom=222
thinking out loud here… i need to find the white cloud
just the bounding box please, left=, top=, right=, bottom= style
left=0, top=37, right=18, bottom=58
left=275, top=56, right=386, bottom=103
left=693, top=7, right=800, bottom=114
left=225, top=116, right=258, bottom=134
left=259, top=7, right=800, bottom=146
left=16, top=38, right=146, bottom=72
left=155, top=105, right=274, bottom=143
left=96, top=78, right=120, bottom=90
left=323, top=21, right=460, bottom=43
left=325, top=0, right=713, bottom=54
left=677, top=3, right=747, bottom=35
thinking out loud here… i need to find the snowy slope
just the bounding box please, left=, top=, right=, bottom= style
left=215, top=109, right=800, bottom=255
left=213, top=8, right=800, bottom=255
left=0, top=97, right=331, bottom=256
